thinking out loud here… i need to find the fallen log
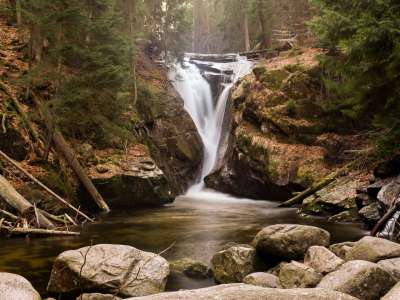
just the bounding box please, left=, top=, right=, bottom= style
left=0, top=174, right=54, bottom=228
left=31, top=93, right=110, bottom=213
left=371, top=201, right=400, bottom=237
left=278, top=163, right=353, bottom=208
left=0, top=150, right=94, bottom=222
left=0, top=208, right=18, bottom=221
left=0, top=225, right=80, bottom=236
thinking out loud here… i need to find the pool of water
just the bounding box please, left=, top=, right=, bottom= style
left=0, top=191, right=368, bottom=296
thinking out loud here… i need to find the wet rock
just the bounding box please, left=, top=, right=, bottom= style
left=355, top=192, right=374, bottom=208
left=359, top=203, right=382, bottom=223
left=279, top=261, right=322, bottom=288
left=47, top=244, right=169, bottom=298
left=367, top=177, right=394, bottom=198
left=75, top=294, right=122, bottom=300
left=378, top=177, right=400, bottom=207
left=328, top=210, right=360, bottom=223
left=345, top=236, right=400, bottom=262
left=211, top=244, right=258, bottom=283
left=317, top=260, right=396, bottom=300
left=0, top=273, right=41, bottom=300
left=378, top=257, right=400, bottom=281
left=170, top=258, right=209, bottom=279
left=329, top=242, right=355, bottom=260
left=129, top=283, right=359, bottom=300
left=253, top=224, right=330, bottom=260
left=243, top=272, right=281, bottom=288
left=302, top=178, right=364, bottom=216
left=304, top=246, right=344, bottom=274
left=382, top=281, right=400, bottom=300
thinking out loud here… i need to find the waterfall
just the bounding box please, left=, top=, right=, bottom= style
left=169, top=54, right=252, bottom=194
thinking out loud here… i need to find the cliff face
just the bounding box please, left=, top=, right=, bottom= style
left=206, top=48, right=370, bottom=201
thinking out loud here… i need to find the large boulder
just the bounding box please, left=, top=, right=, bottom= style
left=279, top=261, right=322, bottom=288
left=47, top=244, right=169, bottom=298
left=211, top=244, right=259, bottom=283
left=253, top=224, right=330, bottom=260
left=128, top=284, right=358, bottom=300
left=378, top=257, right=400, bottom=281
left=382, top=282, right=400, bottom=300
left=304, top=246, right=344, bottom=274
left=317, top=260, right=396, bottom=300
left=170, top=258, right=209, bottom=279
left=243, top=272, right=281, bottom=288
left=329, top=242, right=355, bottom=260
left=0, top=273, right=41, bottom=300
left=359, top=203, right=381, bottom=224
left=345, top=236, right=400, bottom=262
left=378, top=178, right=400, bottom=207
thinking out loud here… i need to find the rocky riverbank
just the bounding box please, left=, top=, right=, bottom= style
left=5, top=223, right=400, bottom=299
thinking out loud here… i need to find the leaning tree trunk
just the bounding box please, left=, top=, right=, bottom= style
left=0, top=174, right=54, bottom=228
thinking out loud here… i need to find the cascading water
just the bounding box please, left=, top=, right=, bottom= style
left=169, top=54, right=252, bottom=194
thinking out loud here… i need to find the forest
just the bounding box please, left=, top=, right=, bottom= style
left=0, top=0, right=400, bottom=300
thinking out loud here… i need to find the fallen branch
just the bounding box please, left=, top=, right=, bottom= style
left=0, top=209, right=18, bottom=221
left=0, top=225, right=80, bottom=236
left=371, top=202, right=400, bottom=237
left=0, top=174, right=54, bottom=228
left=0, top=150, right=94, bottom=222
left=31, top=93, right=110, bottom=213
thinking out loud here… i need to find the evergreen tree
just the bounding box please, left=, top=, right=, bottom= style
left=311, top=0, right=400, bottom=156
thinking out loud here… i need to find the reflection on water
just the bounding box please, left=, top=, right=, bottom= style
left=0, top=194, right=368, bottom=295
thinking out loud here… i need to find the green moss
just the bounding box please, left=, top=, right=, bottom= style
left=260, top=69, right=290, bottom=90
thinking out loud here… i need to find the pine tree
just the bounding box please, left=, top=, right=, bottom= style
left=310, top=0, right=400, bottom=156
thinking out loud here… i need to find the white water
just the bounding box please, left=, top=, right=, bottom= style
left=169, top=54, right=252, bottom=194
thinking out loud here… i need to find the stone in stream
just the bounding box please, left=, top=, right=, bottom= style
left=211, top=244, right=259, bottom=284
left=47, top=244, right=169, bottom=298
left=75, top=294, right=122, bottom=300
left=382, top=281, right=400, bottom=300
left=252, top=224, right=330, bottom=260
left=359, top=203, right=382, bottom=223
left=317, top=260, right=396, bottom=300
left=345, top=236, right=400, bottom=262
left=170, top=258, right=209, bottom=279
left=378, top=257, right=400, bottom=281
left=243, top=272, right=281, bottom=288
left=329, top=242, right=355, bottom=260
left=278, top=261, right=323, bottom=288
left=126, top=283, right=359, bottom=300
left=304, top=246, right=344, bottom=274
left=0, top=272, right=41, bottom=300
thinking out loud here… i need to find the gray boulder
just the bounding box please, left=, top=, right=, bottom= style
left=382, top=282, right=400, bottom=300
left=127, top=283, right=359, bottom=300
left=170, top=258, right=209, bottom=279
left=317, top=260, right=396, bottom=300
left=243, top=272, right=281, bottom=288
left=253, top=224, right=330, bottom=259
left=47, top=244, right=169, bottom=298
left=279, top=261, right=322, bottom=288
left=0, top=273, right=41, bottom=300
left=304, top=246, right=344, bottom=274
left=378, top=257, right=400, bottom=281
left=378, top=177, right=400, bottom=207
left=211, top=244, right=258, bottom=283
left=345, top=236, right=400, bottom=262
left=75, top=294, right=122, bottom=300
left=359, top=203, right=381, bottom=223
left=329, top=242, right=355, bottom=260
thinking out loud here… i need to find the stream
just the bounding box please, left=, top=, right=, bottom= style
left=0, top=193, right=367, bottom=295
left=0, top=54, right=368, bottom=296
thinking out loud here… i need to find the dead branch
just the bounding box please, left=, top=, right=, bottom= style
left=0, top=225, right=80, bottom=236
left=0, top=150, right=94, bottom=222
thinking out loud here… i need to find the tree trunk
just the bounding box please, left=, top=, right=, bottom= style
left=15, top=0, right=21, bottom=25
left=31, top=94, right=110, bottom=213
left=0, top=174, right=54, bottom=228
left=257, top=0, right=272, bottom=48
left=243, top=12, right=251, bottom=52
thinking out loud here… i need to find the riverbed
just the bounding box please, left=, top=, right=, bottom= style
left=0, top=191, right=367, bottom=296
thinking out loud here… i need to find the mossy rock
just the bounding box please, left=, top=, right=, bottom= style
left=260, top=69, right=290, bottom=90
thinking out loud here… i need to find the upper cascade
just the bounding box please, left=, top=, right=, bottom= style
left=169, top=53, right=252, bottom=194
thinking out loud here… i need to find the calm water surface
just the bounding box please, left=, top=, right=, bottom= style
left=0, top=192, right=368, bottom=295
